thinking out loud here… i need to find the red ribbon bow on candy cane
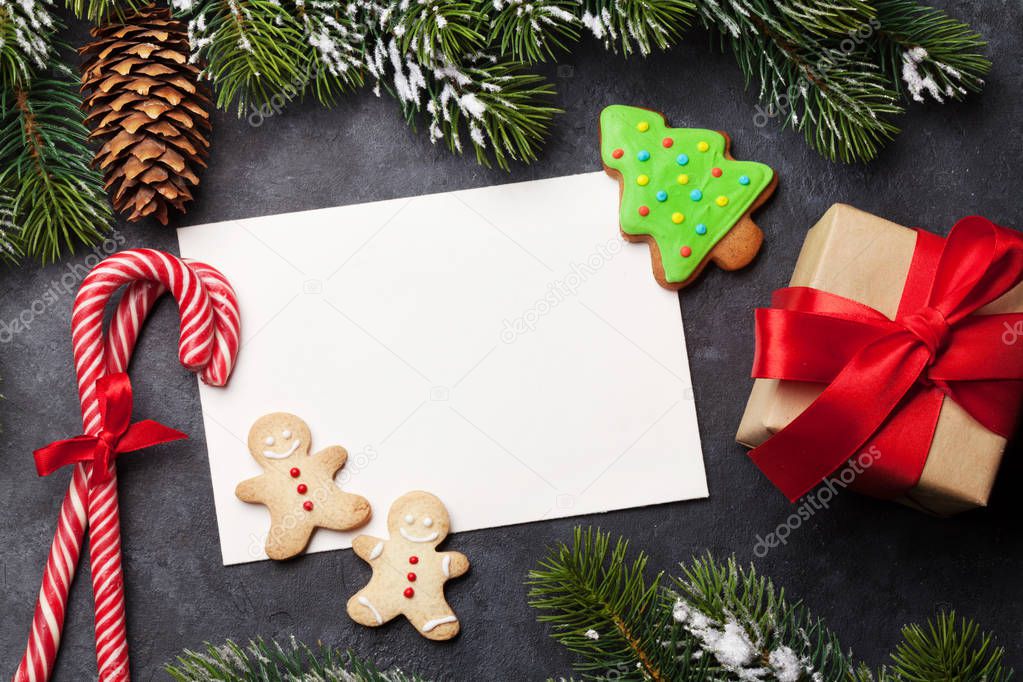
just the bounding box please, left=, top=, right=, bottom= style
left=749, top=216, right=1023, bottom=502
left=34, top=373, right=187, bottom=485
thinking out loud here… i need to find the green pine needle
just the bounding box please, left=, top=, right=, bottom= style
left=395, top=0, right=487, bottom=64
left=0, top=60, right=111, bottom=263
left=528, top=527, right=708, bottom=681
left=583, top=0, right=695, bottom=57
left=64, top=0, right=146, bottom=24
left=888, top=611, right=1012, bottom=682
left=186, top=0, right=308, bottom=116
left=489, top=0, right=579, bottom=63
left=166, top=637, right=429, bottom=681
left=872, top=0, right=990, bottom=103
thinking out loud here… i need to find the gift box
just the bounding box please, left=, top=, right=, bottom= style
left=737, top=204, right=1023, bottom=516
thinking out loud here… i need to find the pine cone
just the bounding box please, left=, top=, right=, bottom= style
left=80, top=5, right=210, bottom=225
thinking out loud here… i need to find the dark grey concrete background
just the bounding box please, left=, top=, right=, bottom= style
left=2, top=2, right=1022, bottom=678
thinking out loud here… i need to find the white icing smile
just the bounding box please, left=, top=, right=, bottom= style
left=262, top=439, right=301, bottom=459
left=399, top=527, right=439, bottom=543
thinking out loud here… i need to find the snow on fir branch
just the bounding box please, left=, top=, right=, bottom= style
left=528, top=528, right=1014, bottom=682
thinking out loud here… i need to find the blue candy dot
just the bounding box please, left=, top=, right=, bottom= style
left=656, top=190, right=668, bottom=202
left=637, top=150, right=650, bottom=161
left=676, top=154, right=689, bottom=166
left=695, top=223, right=708, bottom=235
left=738, top=175, right=750, bottom=185
left=690, top=189, right=703, bottom=201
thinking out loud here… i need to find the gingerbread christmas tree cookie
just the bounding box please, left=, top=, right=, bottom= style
left=236, top=413, right=371, bottom=560
left=599, top=104, right=776, bottom=289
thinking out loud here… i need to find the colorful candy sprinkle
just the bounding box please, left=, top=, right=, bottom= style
left=676, top=154, right=689, bottom=166
left=711, top=167, right=722, bottom=177
left=672, top=212, right=684, bottom=224
left=695, top=223, right=707, bottom=235
left=404, top=587, right=415, bottom=598
left=690, top=189, right=703, bottom=201
left=697, top=141, right=710, bottom=152
left=638, top=205, right=650, bottom=216
left=716, top=196, right=729, bottom=207
left=680, top=246, right=692, bottom=257
left=637, top=150, right=650, bottom=161
left=677, top=174, right=689, bottom=185
left=739, top=175, right=750, bottom=185
left=303, top=501, right=314, bottom=511
left=656, top=190, right=668, bottom=202
left=636, top=121, right=650, bottom=132
left=612, top=148, right=624, bottom=159
left=637, top=174, right=649, bottom=186
left=662, top=138, right=674, bottom=148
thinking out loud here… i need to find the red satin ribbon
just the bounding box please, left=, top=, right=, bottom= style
left=749, top=216, right=1023, bottom=502
left=34, top=373, right=187, bottom=486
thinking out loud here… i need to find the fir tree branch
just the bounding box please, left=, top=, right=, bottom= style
left=166, top=637, right=429, bottom=681
left=528, top=527, right=708, bottom=681
left=393, top=0, right=486, bottom=64
left=488, top=0, right=579, bottom=63
left=580, top=0, right=694, bottom=57
left=0, top=0, right=54, bottom=86
left=180, top=0, right=308, bottom=116
left=673, top=554, right=853, bottom=680
left=871, top=0, right=990, bottom=103
left=888, top=612, right=1012, bottom=682
left=0, top=59, right=111, bottom=262
left=64, top=0, right=146, bottom=24
left=291, top=0, right=366, bottom=104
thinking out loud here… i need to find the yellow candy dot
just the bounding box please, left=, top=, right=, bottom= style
left=637, top=174, right=649, bottom=186
left=637, top=121, right=650, bottom=132
left=677, top=174, right=689, bottom=185
left=716, top=196, right=729, bottom=207
left=697, top=141, right=710, bottom=152
left=672, top=212, right=684, bottom=224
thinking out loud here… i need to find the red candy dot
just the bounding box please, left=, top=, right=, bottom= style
left=289, top=467, right=301, bottom=478
left=303, top=501, right=314, bottom=511
left=409, top=556, right=419, bottom=565
left=680, top=246, right=692, bottom=258
left=662, top=137, right=674, bottom=148
left=638, top=205, right=650, bottom=216
left=611, top=148, right=624, bottom=159
left=296, top=483, right=308, bottom=494
left=407, top=572, right=417, bottom=582
left=711, top=167, right=722, bottom=177
left=403, top=587, right=415, bottom=598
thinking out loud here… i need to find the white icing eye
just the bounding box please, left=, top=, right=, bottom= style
left=264, top=436, right=274, bottom=446
left=282, top=429, right=292, bottom=439
left=404, top=514, right=414, bottom=524
left=422, top=517, right=433, bottom=527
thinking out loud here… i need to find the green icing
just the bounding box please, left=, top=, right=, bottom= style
left=599, top=104, right=774, bottom=284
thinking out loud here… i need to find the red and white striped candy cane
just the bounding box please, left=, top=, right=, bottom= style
left=16, top=249, right=240, bottom=682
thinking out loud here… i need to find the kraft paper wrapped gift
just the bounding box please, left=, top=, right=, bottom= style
left=737, top=204, right=1023, bottom=516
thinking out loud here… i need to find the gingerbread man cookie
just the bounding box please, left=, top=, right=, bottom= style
left=236, top=412, right=371, bottom=560
left=347, top=491, right=469, bottom=640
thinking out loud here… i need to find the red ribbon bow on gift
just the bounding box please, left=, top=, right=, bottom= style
left=34, top=373, right=187, bottom=486
left=749, top=216, right=1023, bottom=502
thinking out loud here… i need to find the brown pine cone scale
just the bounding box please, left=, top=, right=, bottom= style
left=80, top=5, right=210, bottom=225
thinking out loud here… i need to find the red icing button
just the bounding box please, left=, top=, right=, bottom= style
left=403, top=587, right=415, bottom=598
left=638, top=205, right=650, bottom=216
left=680, top=246, right=692, bottom=258
left=662, top=137, right=673, bottom=148
left=409, top=555, right=419, bottom=564
left=407, top=572, right=417, bottom=582
left=296, top=483, right=308, bottom=494
left=611, top=148, right=624, bottom=159
left=711, top=167, right=723, bottom=177
left=303, top=501, right=314, bottom=511
left=289, top=467, right=300, bottom=478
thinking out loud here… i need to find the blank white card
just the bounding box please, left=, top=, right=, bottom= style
left=177, top=172, right=707, bottom=565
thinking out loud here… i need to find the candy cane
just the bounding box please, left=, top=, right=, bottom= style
left=16, top=249, right=240, bottom=682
